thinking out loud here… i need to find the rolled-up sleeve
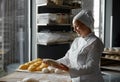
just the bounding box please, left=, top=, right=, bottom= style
left=57, top=50, right=70, bottom=66
left=57, top=38, right=78, bottom=66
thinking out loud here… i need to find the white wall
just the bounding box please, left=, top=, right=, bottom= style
left=81, top=0, right=94, bottom=12
left=104, top=0, right=112, bottom=47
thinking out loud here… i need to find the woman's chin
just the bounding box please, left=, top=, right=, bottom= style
left=77, top=33, right=81, bottom=36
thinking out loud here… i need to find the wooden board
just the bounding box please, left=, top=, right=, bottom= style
left=0, top=71, right=71, bottom=82
left=16, top=69, right=67, bottom=74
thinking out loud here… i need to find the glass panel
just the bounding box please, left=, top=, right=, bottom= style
left=0, top=0, right=30, bottom=75
left=93, top=0, right=100, bottom=37
left=0, top=0, right=5, bottom=76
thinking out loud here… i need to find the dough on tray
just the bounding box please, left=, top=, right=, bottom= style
left=54, top=68, right=63, bottom=74
left=47, top=66, right=56, bottom=73
left=21, top=77, right=39, bottom=82
left=42, top=68, right=50, bottom=73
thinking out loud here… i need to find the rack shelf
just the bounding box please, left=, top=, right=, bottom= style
left=101, top=57, right=120, bottom=61
left=37, top=24, right=72, bottom=32
left=101, top=66, right=120, bottom=72
left=37, top=5, right=71, bottom=14
left=36, top=4, right=71, bottom=9
left=101, top=51, right=120, bottom=72
left=37, top=40, right=73, bottom=46
left=32, top=0, right=78, bottom=59
left=37, top=24, right=71, bottom=26
left=103, top=51, right=120, bottom=55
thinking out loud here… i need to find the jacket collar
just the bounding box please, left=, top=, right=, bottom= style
left=83, top=32, right=95, bottom=41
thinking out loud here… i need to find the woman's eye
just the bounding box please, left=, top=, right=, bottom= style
left=75, top=25, right=78, bottom=28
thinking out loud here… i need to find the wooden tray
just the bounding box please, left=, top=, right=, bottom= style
left=16, top=69, right=67, bottom=74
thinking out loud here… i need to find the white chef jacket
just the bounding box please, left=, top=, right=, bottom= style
left=57, top=33, right=104, bottom=82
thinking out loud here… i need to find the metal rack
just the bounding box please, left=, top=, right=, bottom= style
left=101, top=51, right=120, bottom=72
left=32, top=0, right=81, bottom=60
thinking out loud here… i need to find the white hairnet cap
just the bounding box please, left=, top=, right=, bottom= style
left=73, top=10, right=94, bottom=31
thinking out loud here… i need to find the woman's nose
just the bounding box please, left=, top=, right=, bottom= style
left=74, top=27, right=79, bottom=31
left=73, top=27, right=76, bottom=31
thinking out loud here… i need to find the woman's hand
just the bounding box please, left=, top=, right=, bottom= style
left=43, top=59, right=69, bottom=71
left=43, top=59, right=59, bottom=66
left=59, top=63, right=69, bottom=71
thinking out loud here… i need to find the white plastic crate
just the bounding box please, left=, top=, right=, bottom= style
left=37, top=13, right=69, bottom=25
left=36, top=0, right=63, bottom=5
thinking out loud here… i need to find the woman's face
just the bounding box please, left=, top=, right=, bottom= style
left=72, top=20, right=86, bottom=35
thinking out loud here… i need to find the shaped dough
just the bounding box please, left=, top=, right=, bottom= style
left=54, top=68, right=63, bottom=74
left=110, top=55, right=115, bottom=59
left=105, top=55, right=110, bottom=58
left=22, top=77, right=39, bottom=82
left=47, top=66, right=56, bottom=73
left=42, top=68, right=49, bottom=73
